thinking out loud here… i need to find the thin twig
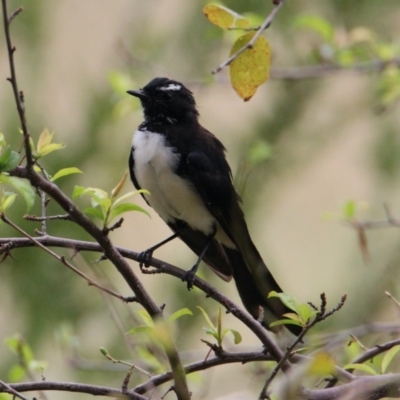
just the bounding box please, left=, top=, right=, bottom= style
left=0, top=381, right=148, bottom=400
left=24, top=213, right=71, bottom=221
left=1, top=0, right=33, bottom=166
left=259, top=294, right=347, bottom=399
left=0, top=380, right=29, bottom=400
left=212, top=0, right=285, bottom=74
left=1, top=214, right=132, bottom=303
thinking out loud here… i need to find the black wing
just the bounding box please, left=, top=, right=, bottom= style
left=183, top=129, right=302, bottom=335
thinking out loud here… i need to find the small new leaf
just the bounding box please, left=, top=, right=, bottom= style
left=197, top=306, right=216, bottom=330
left=229, top=32, right=271, bottom=101
left=167, top=308, right=193, bottom=324
left=36, top=128, right=65, bottom=159
left=51, top=167, right=82, bottom=182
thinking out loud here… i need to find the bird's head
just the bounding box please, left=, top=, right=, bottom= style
left=127, top=77, right=199, bottom=124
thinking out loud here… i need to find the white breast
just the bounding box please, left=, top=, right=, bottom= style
left=132, top=129, right=217, bottom=237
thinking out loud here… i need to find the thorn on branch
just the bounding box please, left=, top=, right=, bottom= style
left=0, top=249, right=16, bottom=263
left=93, top=255, right=107, bottom=263
left=161, top=386, right=178, bottom=400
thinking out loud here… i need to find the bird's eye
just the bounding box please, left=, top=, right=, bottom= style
left=162, top=91, right=173, bottom=100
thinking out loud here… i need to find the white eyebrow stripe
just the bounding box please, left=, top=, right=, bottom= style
left=159, top=84, right=182, bottom=91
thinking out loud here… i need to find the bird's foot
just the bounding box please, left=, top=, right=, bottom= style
left=181, top=268, right=197, bottom=290
left=137, top=249, right=153, bottom=269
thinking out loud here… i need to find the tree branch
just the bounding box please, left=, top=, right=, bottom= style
left=1, top=1, right=33, bottom=167
left=0, top=233, right=289, bottom=366
left=0, top=381, right=148, bottom=400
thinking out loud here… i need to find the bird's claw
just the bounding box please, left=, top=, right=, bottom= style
left=181, top=268, right=196, bottom=290
left=137, top=249, right=153, bottom=268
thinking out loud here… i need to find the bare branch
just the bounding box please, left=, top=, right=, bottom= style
left=1, top=214, right=133, bottom=303
left=1, top=0, right=33, bottom=167
left=0, top=380, right=29, bottom=400
left=0, top=381, right=148, bottom=400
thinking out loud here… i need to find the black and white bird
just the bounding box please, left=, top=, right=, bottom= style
left=127, top=77, right=300, bottom=335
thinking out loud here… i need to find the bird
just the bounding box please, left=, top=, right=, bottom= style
left=127, top=77, right=301, bottom=336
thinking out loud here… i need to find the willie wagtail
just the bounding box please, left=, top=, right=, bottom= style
left=127, top=77, right=300, bottom=335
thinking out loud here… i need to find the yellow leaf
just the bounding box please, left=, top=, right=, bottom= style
left=203, top=4, right=249, bottom=30
left=308, top=352, right=336, bottom=377
left=229, top=32, right=270, bottom=101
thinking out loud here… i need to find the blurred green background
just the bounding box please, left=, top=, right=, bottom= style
left=1, top=0, right=400, bottom=399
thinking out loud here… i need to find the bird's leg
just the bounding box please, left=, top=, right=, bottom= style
left=182, top=225, right=216, bottom=290
left=138, top=231, right=180, bottom=268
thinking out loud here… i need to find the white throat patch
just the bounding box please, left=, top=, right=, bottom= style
left=159, top=83, right=182, bottom=92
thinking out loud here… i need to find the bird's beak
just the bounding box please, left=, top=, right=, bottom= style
left=127, top=89, right=148, bottom=100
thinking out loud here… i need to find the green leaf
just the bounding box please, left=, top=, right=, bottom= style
left=136, top=310, right=154, bottom=327
left=83, top=207, right=104, bottom=220
left=112, top=189, right=150, bottom=206
left=72, top=185, right=85, bottom=199
left=0, top=175, right=35, bottom=210
left=167, top=308, right=193, bottom=323
left=381, top=345, right=400, bottom=374
left=282, top=312, right=303, bottom=323
left=203, top=4, right=249, bottom=29
left=0, top=146, right=19, bottom=172
left=293, top=15, right=334, bottom=43
left=108, top=202, right=150, bottom=222
left=197, top=306, right=216, bottom=330
left=344, top=363, right=378, bottom=375
left=0, top=191, right=17, bottom=212
left=269, top=319, right=303, bottom=328
left=51, top=167, right=82, bottom=182
left=228, top=328, right=242, bottom=344
left=229, top=32, right=270, bottom=101
left=204, top=327, right=219, bottom=341
left=297, top=303, right=317, bottom=323
left=269, top=291, right=300, bottom=313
